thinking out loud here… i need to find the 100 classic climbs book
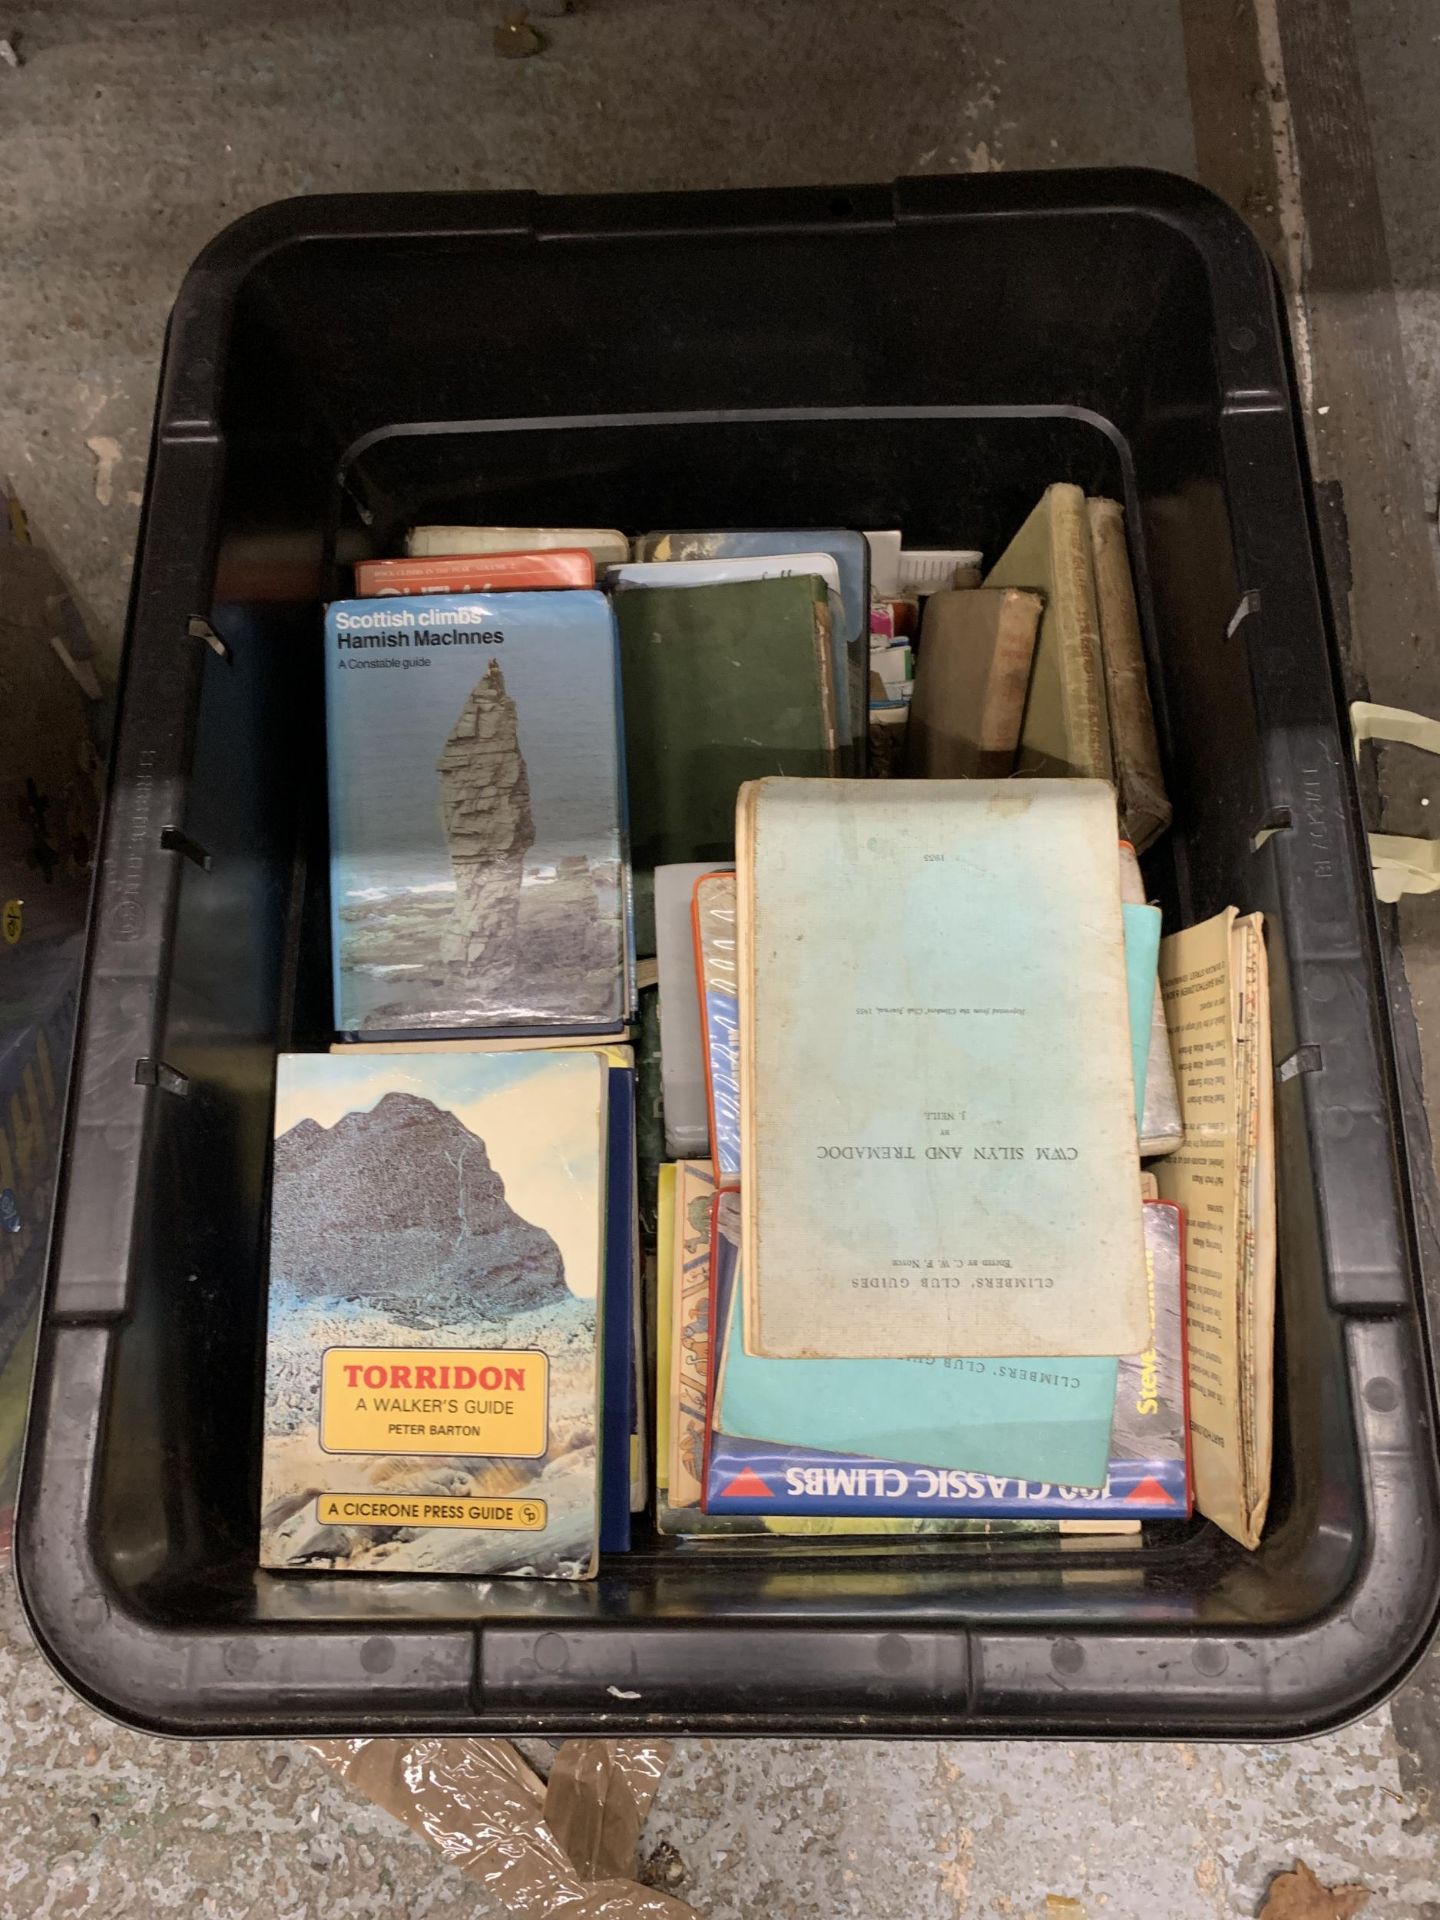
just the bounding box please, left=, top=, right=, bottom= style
left=326, top=591, right=627, bottom=1037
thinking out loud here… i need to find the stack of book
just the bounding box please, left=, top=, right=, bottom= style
left=260, top=493, right=1276, bottom=1581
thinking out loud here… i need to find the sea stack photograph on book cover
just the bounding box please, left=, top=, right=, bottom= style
left=260, top=1049, right=608, bottom=1578
left=326, top=590, right=626, bottom=1037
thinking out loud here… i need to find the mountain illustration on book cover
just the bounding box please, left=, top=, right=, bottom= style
left=326, top=591, right=626, bottom=1035
left=261, top=1050, right=606, bottom=1577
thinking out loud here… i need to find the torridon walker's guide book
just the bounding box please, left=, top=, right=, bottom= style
left=260, top=1048, right=610, bottom=1578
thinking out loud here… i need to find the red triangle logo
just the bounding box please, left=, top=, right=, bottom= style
left=1125, top=1475, right=1177, bottom=1505
left=719, top=1465, right=772, bottom=1499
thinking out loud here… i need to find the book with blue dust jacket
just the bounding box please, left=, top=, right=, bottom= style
left=738, top=777, right=1148, bottom=1361
left=326, top=591, right=626, bottom=1037
left=707, top=1198, right=1190, bottom=1520
left=260, top=1048, right=611, bottom=1577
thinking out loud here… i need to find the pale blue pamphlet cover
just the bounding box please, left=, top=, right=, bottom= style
left=743, top=779, right=1150, bottom=1360
left=718, top=900, right=1161, bottom=1485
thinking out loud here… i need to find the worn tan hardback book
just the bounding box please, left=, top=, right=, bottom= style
left=985, top=484, right=1113, bottom=782
left=1155, top=908, right=1275, bottom=1549
left=903, top=586, right=1043, bottom=778
left=1088, top=498, right=1171, bottom=850
left=736, top=776, right=1148, bottom=1360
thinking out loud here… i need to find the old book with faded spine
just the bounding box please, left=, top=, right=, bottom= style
left=985, top=484, right=1112, bottom=782
left=903, top=586, right=1043, bottom=777
left=260, top=1048, right=609, bottom=1577
left=1155, top=909, right=1275, bottom=1549
left=737, top=777, right=1148, bottom=1360
left=638, top=528, right=870, bottom=766
left=614, top=576, right=839, bottom=953
left=1089, top=498, right=1171, bottom=850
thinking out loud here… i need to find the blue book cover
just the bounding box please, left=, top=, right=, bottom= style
left=260, top=1049, right=608, bottom=1577
left=707, top=1201, right=1188, bottom=1520
left=599, top=1060, right=636, bottom=1553
left=326, top=591, right=627, bottom=1036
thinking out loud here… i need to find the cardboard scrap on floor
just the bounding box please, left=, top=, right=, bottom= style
left=1258, top=1859, right=1370, bottom=1919
left=309, top=1735, right=696, bottom=1917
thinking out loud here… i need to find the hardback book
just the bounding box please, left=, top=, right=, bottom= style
left=655, top=1164, right=677, bottom=1487
left=637, top=529, right=870, bottom=765
left=614, top=576, right=839, bottom=953
left=711, top=1190, right=1121, bottom=1486
left=903, top=586, right=1043, bottom=777
left=737, top=777, right=1148, bottom=1359
left=326, top=591, right=627, bottom=1038
left=355, top=551, right=596, bottom=596
left=668, top=1158, right=719, bottom=1508
left=259, top=1048, right=611, bottom=1577
left=985, top=484, right=1113, bottom=782
left=611, top=555, right=848, bottom=740
left=1088, top=499, right=1171, bottom=851
left=407, top=526, right=629, bottom=566
left=1119, top=842, right=1183, bottom=1157
left=1156, top=908, right=1275, bottom=1549
left=707, top=1197, right=1190, bottom=1520
left=654, top=862, right=732, bottom=1159
left=693, top=870, right=741, bottom=1180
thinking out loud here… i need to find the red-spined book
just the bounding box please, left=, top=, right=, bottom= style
left=353, top=550, right=596, bottom=595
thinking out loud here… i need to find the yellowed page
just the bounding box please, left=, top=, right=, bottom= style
left=1155, top=909, right=1273, bottom=1547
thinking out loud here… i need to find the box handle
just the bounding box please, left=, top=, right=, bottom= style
left=1350, top=701, right=1440, bottom=902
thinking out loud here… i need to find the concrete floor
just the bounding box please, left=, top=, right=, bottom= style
left=2, top=3, right=1440, bottom=1916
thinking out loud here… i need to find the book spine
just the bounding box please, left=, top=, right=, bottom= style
left=1053, top=491, right=1114, bottom=783
left=976, top=592, right=1042, bottom=770
left=706, top=1437, right=1189, bottom=1519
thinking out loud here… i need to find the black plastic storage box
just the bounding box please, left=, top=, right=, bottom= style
left=17, top=172, right=1440, bottom=1739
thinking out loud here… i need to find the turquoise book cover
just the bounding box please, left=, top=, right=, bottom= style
left=639, top=529, right=869, bottom=757
left=326, top=591, right=626, bottom=1036
left=260, top=1049, right=608, bottom=1578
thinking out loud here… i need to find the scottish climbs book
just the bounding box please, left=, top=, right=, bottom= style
left=326, top=591, right=626, bottom=1037
left=260, top=1048, right=610, bottom=1578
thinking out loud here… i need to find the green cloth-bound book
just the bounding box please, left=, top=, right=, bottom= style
left=615, top=575, right=839, bottom=953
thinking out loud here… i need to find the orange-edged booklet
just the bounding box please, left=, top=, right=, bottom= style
left=353, top=550, right=596, bottom=595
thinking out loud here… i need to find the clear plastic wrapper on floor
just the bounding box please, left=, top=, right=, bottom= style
left=308, top=1734, right=695, bottom=1917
